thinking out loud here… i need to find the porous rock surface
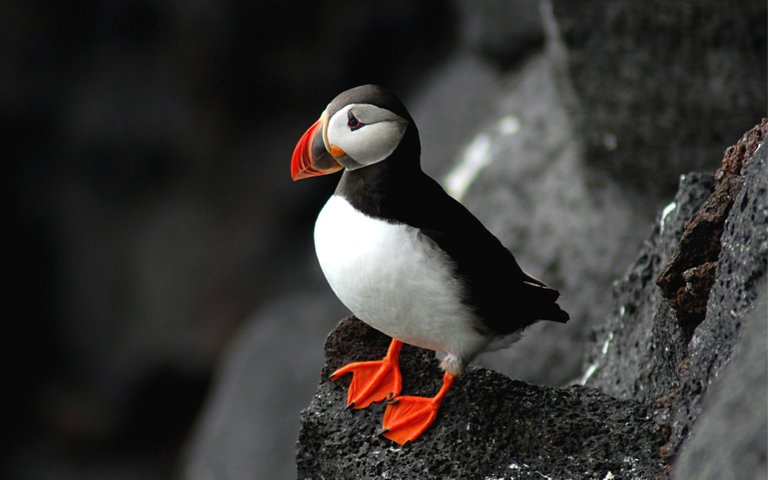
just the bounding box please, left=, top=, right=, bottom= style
left=297, top=318, right=665, bottom=480
left=582, top=125, right=768, bottom=476
left=672, top=285, right=767, bottom=480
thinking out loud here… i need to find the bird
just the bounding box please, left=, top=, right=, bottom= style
left=290, top=84, right=569, bottom=445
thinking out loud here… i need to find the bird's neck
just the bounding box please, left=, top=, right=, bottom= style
left=334, top=127, right=422, bottom=219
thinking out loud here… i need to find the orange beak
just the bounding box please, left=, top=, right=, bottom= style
left=291, top=115, right=343, bottom=181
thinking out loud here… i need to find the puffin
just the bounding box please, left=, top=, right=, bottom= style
left=290, top=84, right=569, bottom=445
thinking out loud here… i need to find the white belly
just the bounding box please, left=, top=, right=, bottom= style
left=314, top=195, right=487, bottom=358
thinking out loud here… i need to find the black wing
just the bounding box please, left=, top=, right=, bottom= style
left=394, top=173, right=569, bottom=335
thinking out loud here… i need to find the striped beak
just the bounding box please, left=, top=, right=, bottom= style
left=291, top=112, right=343, bottom=181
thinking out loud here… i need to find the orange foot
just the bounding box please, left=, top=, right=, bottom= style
left=382, top=372, right=455, bottom=445
left=330, top=338, right=403, bottom=409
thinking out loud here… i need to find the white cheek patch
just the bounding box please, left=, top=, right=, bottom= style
left=327, top=104, right=408, bottom=168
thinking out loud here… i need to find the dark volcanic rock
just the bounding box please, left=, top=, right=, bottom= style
left=582, top=127, right=768, bottom=476
left=657, top=120, right=767, bottom=330
left=297, top=318, right=665, bottom=480
left=672, top=285, right=767, bottom=480
left=665, top=131, right=768, bottom=465
left=580, top=171, right=716, bottom=406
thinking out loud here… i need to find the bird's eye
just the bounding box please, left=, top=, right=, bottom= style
left=347, top=111, right=364, bottom=131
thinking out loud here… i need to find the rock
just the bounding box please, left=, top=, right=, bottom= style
left=550, top=0, right=767, bottom=198
left=665, top=129, right=768, bottom=462
left=182, top=286, right=348, bottom=480
left=581, top=171, right=717, bottom=405
left=297, top=317, right=665, bottom=480
left=581, top=126, right=768, bottom=474
left=672, top=285, right=767, bottom=480
left=452, top=0, right=545, bottom=68
left=657, top=120, right=767, bottom=330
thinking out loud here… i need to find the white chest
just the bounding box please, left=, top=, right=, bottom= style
left=313, top=195, right=485, bottom=357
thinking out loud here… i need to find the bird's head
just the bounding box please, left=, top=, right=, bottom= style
left=291, top=85, right=414, bottom=181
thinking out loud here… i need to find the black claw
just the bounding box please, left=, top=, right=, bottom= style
left=377, top=428, right=390, bottom=436
left=345, top=402, right=356, bottom=410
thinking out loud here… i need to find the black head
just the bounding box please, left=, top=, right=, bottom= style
left=326, top=84, right=413, bottom=124
left=291, top=85, right=420, bottom=181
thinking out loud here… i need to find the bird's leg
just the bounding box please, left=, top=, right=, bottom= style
left=330, top=338, right=403, bottom=409
left=381, top=371, right=455, bottom=445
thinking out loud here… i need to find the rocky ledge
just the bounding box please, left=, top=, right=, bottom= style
left=296, top=124, right=767, bottom=480
left=298, top=317, right=665, bottom=479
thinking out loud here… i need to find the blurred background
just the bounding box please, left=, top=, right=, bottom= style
left=6, top=0, right=765, bottom=479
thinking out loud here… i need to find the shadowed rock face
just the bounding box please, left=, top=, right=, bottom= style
left=298, top=317, right=665, bottom=480
left=582, top=124, right=767, bottom=470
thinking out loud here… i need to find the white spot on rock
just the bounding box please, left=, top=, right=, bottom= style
left=444, top=133, right=494, bottom=200
left=497, top=115, right=521, bottom=136
left=660, top=201, right=677, bottom=234
left=601, top=331, right=614, bottom=355
left=578, top=363, right=599, bottom=386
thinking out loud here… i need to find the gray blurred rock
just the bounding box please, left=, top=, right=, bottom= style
left=452, top=0, right=544, bottom=68
left=182, top=281, right=347, bottom=480
left=550, top=0, right=766, bottom=198
left=410, top=51, right=502, bottom=180
left=297, top=317, right=665, bottom=480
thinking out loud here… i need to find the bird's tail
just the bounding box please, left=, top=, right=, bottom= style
left=541, top=301, right=569, bottom=323
left=520, top=270, right=569, bottom=323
